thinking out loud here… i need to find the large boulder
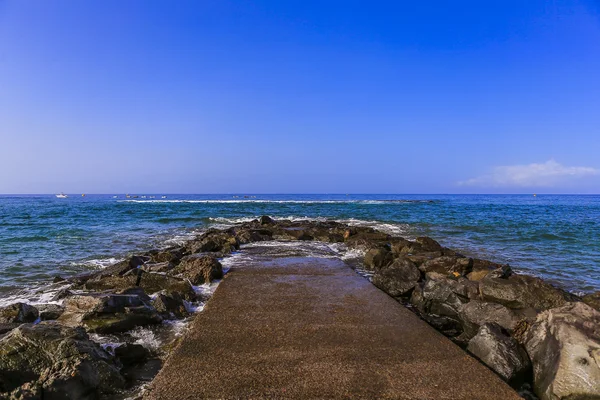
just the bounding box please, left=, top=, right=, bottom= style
left=371, top=257, right=421, bottom=297
left=58, top=294, right=162, bottom=334
left=147, top=247, right=186, bottom=264
left=0, top=303, right=38, bottom=324
left=344, top=231, right=390, bottom=250
left=467, top=323, right=531, bottom=386
left=98, top=255, right=149, bottom=278
left=458, top=300, right=525, bottom=339
left=410, top=275, right=479, bottom=338
left=0, top=322, right=124, bottom=399
left=259, top=215, right=275, bottom=225
left=523, top=302, right=600, bottom=400
left=479, top=273, right=578, bottom=311
left=419, top=256, right=473, bottom=276
left=174, top=255, right=223, bottom=285
left=362, top=247, right=393, bottom=271
left=415, top=236, right=444, bottom=252
left=152, top=292, right=188, bottom=319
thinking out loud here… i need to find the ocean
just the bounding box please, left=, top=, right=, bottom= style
left=0, top=194, right=598, bottom=303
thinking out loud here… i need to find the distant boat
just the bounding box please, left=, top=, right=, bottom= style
left=149, top=196, right=155, bottom=199
left=161, top=196, right=167, bottom=199
left=141, top=196, right=147, bottom=199
left=55, top=193, right=68, bottom=199
left=126, top=194, right=131, bottom=198
left=113, top=195, right=118, bottom=198
left=81, top=194, right=85, bottom=197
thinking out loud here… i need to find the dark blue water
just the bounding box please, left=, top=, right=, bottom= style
left=0, top=194, right=598, bottom=296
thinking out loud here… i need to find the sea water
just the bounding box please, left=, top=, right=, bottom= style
left=0, top=194, right=598, bottom=301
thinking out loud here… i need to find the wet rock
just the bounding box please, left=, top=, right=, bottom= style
left=371, top=257, right=421, bottom=297
left=467, top=259, right=512, bottom=281
left=52, top=276, right=66, bottom=284
left=390, top=239, right=423, bottom=255
left=524, top=302, right=600, bottom=400
left=51, top=288, right=74, bottom=301
left=0, top=303, right=38, bottom=324
left=480, top=274, right=578, bottom=311
left=174, top=255, right=223, bottom=285
left=122, top=358, right=162, bottom=382
left=259, top=215, right=275, bottom=225
left=115, top=343, right=149, bottom=366
left=0, top=322, right=124, bottom=399
left=83, top=272, right=196, bottom=300
left=467, top=323, right=531, bottom=386
left=117, top=286, right=152, bottom=302
left=582, top=291, right=600, bottom=312
left=419, top=256, right=473, bottom=276
left=58, top=294, right=162, bottom=334
left=458, top=300, right=523, bottom=340
left=404, top=252, right=443, bottom=267
left=152, top=292, right=188, bottom=319
left=37, top=304, right=65, bottom=321
left=362, top=247, right=393, bottom=271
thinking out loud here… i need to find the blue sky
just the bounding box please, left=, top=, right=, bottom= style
left=1, top=0, right=599, bottom=194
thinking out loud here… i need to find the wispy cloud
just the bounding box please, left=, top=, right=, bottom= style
left=459, top=159, right=599, bottom=187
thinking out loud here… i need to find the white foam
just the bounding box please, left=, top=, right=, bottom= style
left=72, top=257, right=123, bottom=269
left=130, top=327, right=162, bottom=351
left=0, top=283, right=71, bottom=307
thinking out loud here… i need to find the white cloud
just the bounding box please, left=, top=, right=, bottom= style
left=459, top=159, right=599, bottom=187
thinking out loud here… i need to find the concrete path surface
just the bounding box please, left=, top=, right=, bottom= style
left=146, top=244, right=520, bottom=399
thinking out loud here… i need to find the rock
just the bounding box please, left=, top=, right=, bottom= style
left=458, top=300, right=524, bottom=340
left=37, top=304, right=65, bottom=321
left=371, top=257, right=421, bottom=297
left=115, top=343, right=149, bottom=366
left=259, top=215, right=275, bottom=225
left=152, top=293, right=188, bottom=319
left=142, top=261, right=175, bottom=273
left=467, top=323, right=531, bottom=386
left=419, top=256, right=473, bottom=276
left=404, top=252, right=443, bottom=267
left=468, top=259, right=512, bottom=281
left=52, top=276, right=66, bottom=283
left=236, top=228, right=273, bottom=244
left=344, top=231, right=390, bottom=250
left=117, top=286, right=152, bottom=302
left=582, top=291, right=600, bottom=312
left=186, top=230, right=239, bottom=254
left=122, top=358, right=162, bottom=383
left=0, top=303, right=38, bottom=324
left=524, top=302, right=600, bottom=400
left=0, top=322, right=124, bottom=398
left=83, top=272, right=196, bottom=300
left=98, top=255, right=149, bottom=278
left=480, top=274, right=578, bottom=311
left=148, top=247, right=186, bottom=264
left=411, top=276, right=478, bottom=325
left=174, top=255, right=223, bottom=285
left=362, top=247, right=393, bottom=270
left=415, top=236, right=443, bottom=252
left=51, top=288, right=74, bottom=301
left=58, top=294, right=162, bottom=334
left=0, top=323, right=21, bottom=335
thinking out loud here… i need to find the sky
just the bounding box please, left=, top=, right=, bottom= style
left=1, top=0, right=599, bottom=194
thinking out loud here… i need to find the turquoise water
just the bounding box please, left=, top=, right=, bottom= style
left=0, top=194, right=598, bottom=296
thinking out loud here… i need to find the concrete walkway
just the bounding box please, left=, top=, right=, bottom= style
left=147, top=248, right=519, bottom=399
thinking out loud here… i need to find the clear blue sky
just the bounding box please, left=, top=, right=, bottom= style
left=1, top=0, right=599, bottom=194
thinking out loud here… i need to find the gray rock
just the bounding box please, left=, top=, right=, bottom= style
left=259, top=215, right=275, bottom=225
left=410, top=275, right=479, bottom=319
left=58, top=294, right=162, bottom=334
left=467, top=323, right=531, bottom=386
left=371, top=256, right=421, bottom=297
left=458, top=300, right=523, bottom=339
left=480, top=274, right=578, bottom=310
left=524, top=302, right=600, bottom=400
left=152, top=292, right=188, bottom=319
left=0, top=303, right=38, bottom=324
left=115, top=343, right=149, bottom=366
left=0, top=322, right=124, bottom=399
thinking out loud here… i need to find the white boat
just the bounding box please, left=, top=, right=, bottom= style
left=112, top=196, right=118, bottom=199
left=55, top=193, right=68, bottom=199
left=161, top=196, right=167, bottom=199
